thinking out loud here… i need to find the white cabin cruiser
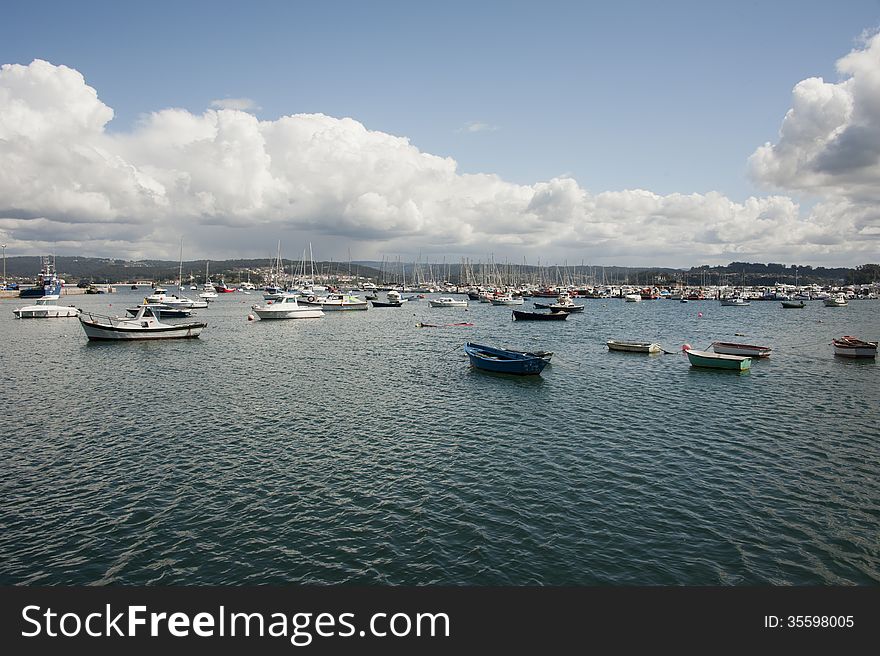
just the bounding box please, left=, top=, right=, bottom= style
left=251, top=295, right=324, bottom=319
left=13, top=295, right=80, bottom=318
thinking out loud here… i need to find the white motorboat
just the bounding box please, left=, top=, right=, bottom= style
left=624, top=293, right=642, bottom=302
left=824, top=294, right=848, bottom=307
left=145, top=290, right=207, bottom=309
left=251, top=295, right=324, bottom=320
left=720, top=296, right=750, bottom=306
left=490, top=293, right=524, bottom=306
left=429, top=297, right=468, bottom=308
left=78, top=304, right=206, bottom=340
left=13, top=295, right=80, bottom=318
left=298, top=293, right=368, bottom=311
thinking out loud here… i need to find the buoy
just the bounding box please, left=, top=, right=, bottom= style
left=247, top=314, right=254, bottom=321
left=697, top=312, right=703, bottom=318
left=682, top=343, right=692, bottom=351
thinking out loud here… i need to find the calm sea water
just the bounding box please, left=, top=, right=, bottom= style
left=1, top=290, right=878, bottom=585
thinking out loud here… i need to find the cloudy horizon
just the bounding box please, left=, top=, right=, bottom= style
left=1, top=6, right=878, bottom=268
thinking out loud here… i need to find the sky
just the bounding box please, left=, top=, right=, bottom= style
left=1, top=0, right=879, bottom=267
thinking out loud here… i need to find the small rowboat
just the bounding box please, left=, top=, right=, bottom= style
left=606, top=340, right=662, bottom=353
left=781, top=300, right=805, bottom=309
left=464, top=342, right=550, bottom=375
left=685, top=348, right=751, bottom=371
left=832, top=336, right=877, bottom=358
left=711, top=342, right=771, bottom=358
left=512, top=309, right=568, bottom=321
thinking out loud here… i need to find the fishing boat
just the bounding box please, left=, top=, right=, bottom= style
left=371, top=290, right=405, bottom=307
left=606, top=340, right=661, bottom=353
left=78, top=304, right=206, bottom=341
left=623, top=293, right=642, bottom=302
left=213, top=280, right=236, bottom=293
left=251, top=295, right=324, bottom=320
left=710, top=342, right=772, bottom=358
left=18, top=256, right=62, bottom=299
left=13, top=295, right=79, bottom=318
left=684, top=348, right=751, bottom=371
left=463, top=342, right=550, bottom=375
left=823, top=294, right=848, bottom=307
left=512, top=309, right=568, bottom=321
left=719, top=295, right=750, bottom=306
left=429, top=297, right=468, bottom=308
left=781, top=300, right=805, bottom=309
left=832, top=336, right=878, bottom=358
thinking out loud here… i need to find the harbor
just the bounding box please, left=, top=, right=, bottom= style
left=1, top=286, right=877, bottom=585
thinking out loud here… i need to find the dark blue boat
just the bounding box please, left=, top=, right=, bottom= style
left=464, top=342, right=550, bottom=376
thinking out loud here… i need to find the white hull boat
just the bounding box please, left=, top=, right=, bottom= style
left=251, top=295, right=324, bottom=319
left=13, top=295, right=80, bottom=318
left=429, top=297, right=468, bottom=307
left=79, top=305, right=206, bottom=340
left=299, top=293, right=368, bottom=311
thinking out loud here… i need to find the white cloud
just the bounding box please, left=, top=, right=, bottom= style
left=210, top=97, right=261, bottom=112
left=0, top=58, right=877, bottom=265
left=749, top=31, right=880, bottom=204
left=458, top=121, right=499, bottom=133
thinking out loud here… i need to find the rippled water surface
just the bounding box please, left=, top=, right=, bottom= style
left=1, top=290, right=878, bottom=585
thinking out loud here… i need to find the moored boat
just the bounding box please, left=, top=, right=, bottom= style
left=429, top=297, right=468, bottom=308
left=824, top=294, right=848, bottom=307
left=464, top=342, right=550, bottom=375
left=299, top=292, right=368, bottom=311
left=606, top=340, right=661, bottom=353
left=512, top=309, right=568, bottom=321
left=79, top=304, right=206, bottom=341
left=832, top=336, right=877, bottom=358
left=711, top=342, right=771, bottom=358
left=251, top=295, right=324, bottom=319
left=13, top=295, right=79, bottom=318
left=684, top=348, right=751, bottom=371
left=781, top=300, right=805, bottom=309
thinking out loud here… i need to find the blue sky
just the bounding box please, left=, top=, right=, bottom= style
left=1, top=1, right=879, bottom=265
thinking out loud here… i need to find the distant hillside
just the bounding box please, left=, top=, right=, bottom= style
left=3, top=255, right=877, bottom=286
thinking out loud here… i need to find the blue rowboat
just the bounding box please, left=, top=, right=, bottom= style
left=685, top=348, right=751, bottom=371
left=464, top=342, right=550, bottom=375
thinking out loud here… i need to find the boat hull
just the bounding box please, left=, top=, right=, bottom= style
left=686, top=349, right=751, bottom=370
left=79, top=319, right=206, bottom=340
left=14, top=306, right=79, bottom=318
left=833, top=337, right=877, bottom=358
left=606, top=340, right=661, bottom=353
left=464, top=342, right=549, bottom=375
left=781, top=301, right=805, bottom=308
left=252, top=308, right=324, bottom=320
left=711, top=342, right=771, bottom=358
left=512, top=310, right=568, bottom=321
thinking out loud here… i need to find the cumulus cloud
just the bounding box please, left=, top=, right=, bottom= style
left=750, top=31, right=880, bottom=204
left=0, top=58, right=877, bottom=265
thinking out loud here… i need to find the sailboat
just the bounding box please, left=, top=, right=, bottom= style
left=200, top=261, right=218, bottom=299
